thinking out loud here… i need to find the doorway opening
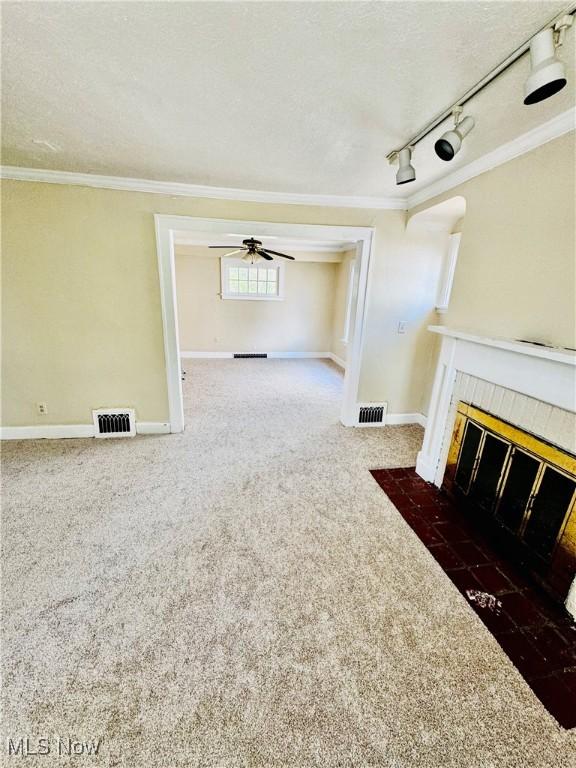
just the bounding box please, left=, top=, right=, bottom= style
left=154, top=216, right=374, bottom=431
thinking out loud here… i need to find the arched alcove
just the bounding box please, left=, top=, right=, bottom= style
left=407, top=196, right=467, bottom=314
left=402, top=196, right=468, bottom=418
left=407, top=195, right=467, bottom=234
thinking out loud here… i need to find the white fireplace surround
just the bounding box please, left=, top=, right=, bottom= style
left=416, top=326, right=576, bottom=487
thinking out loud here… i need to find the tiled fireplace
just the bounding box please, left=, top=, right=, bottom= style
left=371, top=326, right=576, bottom=727
left=416, top=326, right=576, bottom=607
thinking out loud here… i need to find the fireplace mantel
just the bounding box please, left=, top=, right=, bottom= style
left=417, top=326, right=576, bottom=487
left=428, top=326, right=576, bottom=366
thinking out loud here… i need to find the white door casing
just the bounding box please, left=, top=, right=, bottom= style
left=154, top=215, right=375, bottom=431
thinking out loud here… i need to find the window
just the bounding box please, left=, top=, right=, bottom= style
left=436, top=233, right=461, bottom=313
left=341, top=259, right=356, bottom=344
left=220, top=258, right=284, bottom=300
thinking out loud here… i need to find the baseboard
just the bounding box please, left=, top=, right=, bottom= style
left=136, top=422, right=171, bottom=434
left=180, top=350, right=332, bottom=359
left=1, top=422, right=171, bottom=440
left=386, top=413, right=427, bottom=427
left=328, top=352, right=346, bottom=369
left=269, top=351, right=330, bottom=359
left=181, top=351, right=233, bottom=358
left=0, top=424, right=95, bottom=440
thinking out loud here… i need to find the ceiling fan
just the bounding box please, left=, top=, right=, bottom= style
left=209, top=237, right=295, bottom=264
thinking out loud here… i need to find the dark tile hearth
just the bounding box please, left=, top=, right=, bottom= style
left=371, top=467, right=576, bottom=729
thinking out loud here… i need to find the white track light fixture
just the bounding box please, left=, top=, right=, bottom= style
left=524, top=16, right=573, bottom=105
left=389, top=147, right=416, bottom=185
left=434, top=107, right=475, bottom=161
left=387, top=7, right=575, bottom=184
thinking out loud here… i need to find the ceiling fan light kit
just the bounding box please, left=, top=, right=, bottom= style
left=388, top=6, right=575, bottom=185
left=209, top=237, right=296, bottom=264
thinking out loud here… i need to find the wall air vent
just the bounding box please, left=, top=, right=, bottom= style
left=357, top=403, right=388, bottom=426
left=233, top=353, right=268, bottom=359
left=92, top=408, right=136, bottom=438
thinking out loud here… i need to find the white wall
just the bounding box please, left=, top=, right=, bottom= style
left=175, top=247, right=338, bottom=354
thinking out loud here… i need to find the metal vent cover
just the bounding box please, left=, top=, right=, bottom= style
left=357, top=402, right=387, bottom=426
left=233, top=353, right=268, bottom=359
left=92, top=408, right=136, bottom=438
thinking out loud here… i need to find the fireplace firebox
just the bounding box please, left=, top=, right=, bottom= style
left=444, top=403, right=576, bottom=602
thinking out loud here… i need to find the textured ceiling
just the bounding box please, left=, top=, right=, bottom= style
left=2, top=1, right=574, bottom=199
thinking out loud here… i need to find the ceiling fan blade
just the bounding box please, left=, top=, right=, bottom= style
left=209, top=245, right=246, bottom=249
left=222, top=249, right=245, bottom=257
left=260, top=248, right=295, bottom=260
left=256, top=250, right=273, bottom=261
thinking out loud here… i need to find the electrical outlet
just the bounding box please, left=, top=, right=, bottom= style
left=398, top=321, right=408, bottom=334
left=37, top=402, right=48, bottom=415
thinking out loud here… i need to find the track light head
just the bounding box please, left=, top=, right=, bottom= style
left=395, top=147, right=416, bottom=185
left=435, top=113, right=475, bottom=161
left=524, top=20, right=571, bottom=105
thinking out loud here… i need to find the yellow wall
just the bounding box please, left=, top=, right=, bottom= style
left=1, top=182, right=170, bottom=425
left=412, top=132, right=576, bottom=350
left=360, top=221, right=446, bottom=415
left=2, top=181, right=424, bottom=426
left=175, top=248, right=338, bottom=354
left=3, top=133, right=571, bottom=428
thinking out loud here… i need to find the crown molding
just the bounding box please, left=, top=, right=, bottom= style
left=407, top=107, right=575, bottom=209
left=2, top=108, right=573, bottom=212
left=0, top=165, right=407, bottom=210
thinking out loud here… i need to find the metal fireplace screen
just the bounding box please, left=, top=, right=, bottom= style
left=444, top=403, right=576, bottom=600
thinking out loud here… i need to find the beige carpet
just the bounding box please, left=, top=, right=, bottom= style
left=2, top=359, right=574, bottom=767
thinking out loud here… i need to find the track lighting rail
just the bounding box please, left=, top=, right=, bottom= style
left=387, top=2, right=576, bottom=161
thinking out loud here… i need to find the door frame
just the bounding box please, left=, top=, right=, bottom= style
left=154, top=214, right=375, bottom=431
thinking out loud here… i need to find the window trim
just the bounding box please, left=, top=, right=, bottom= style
left=220, top=257, right=285, bottom=301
